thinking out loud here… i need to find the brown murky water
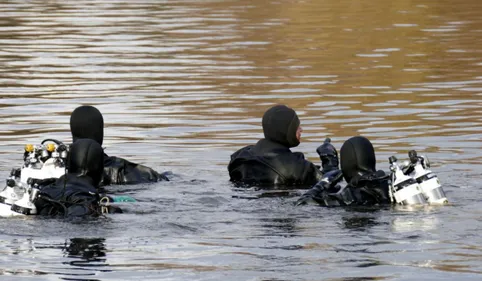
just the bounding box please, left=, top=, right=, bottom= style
left=0, top=0, right=481, bottom=280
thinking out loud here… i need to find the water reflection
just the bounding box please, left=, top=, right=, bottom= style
left=0, top=0, right=481, bottom=160
left=342, top=216, right=381, bottom=231
left=0, top=0, right=481, bottom=280
left=257, top=217, right=299, bottom=238
left=63, top=238, right=107, bottom=264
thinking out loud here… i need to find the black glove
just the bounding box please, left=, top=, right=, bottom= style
left=316, top=138, right=339, bottom=174
left=318, top=169, right=343, bottom=190
left=296, top=169, right=343, bottom=206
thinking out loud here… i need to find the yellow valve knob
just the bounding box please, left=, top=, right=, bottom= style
left=25, top=144, right=34, bottom=152
left=46, top=143, right=55, bottom=152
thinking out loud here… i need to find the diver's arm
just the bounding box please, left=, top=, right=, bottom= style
left=296, top=170, right=343, bottom=206
left=103, top=155, right=168, bottom=185
left=296, top=181, right=327, bottom=206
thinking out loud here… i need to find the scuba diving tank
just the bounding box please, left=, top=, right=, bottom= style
left=389, top=156, right=426, bottom=205
left=0, top=170, right=23, bottom=217
left=10, top=184, right=39, bottom=216
left=406, top=150, right=448, bottom=205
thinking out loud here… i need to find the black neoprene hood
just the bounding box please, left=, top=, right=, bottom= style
left=70, top=105, right=104, bottom=146
left=261, top=105, right=300, bottom=148
left=340, top=136, right=377, bottom=183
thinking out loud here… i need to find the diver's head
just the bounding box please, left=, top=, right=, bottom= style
left=70, top=105, right=104, bottom=145
left=340, top=136, right=376, bottom=184
left=68, top=139, right=104, bottom=187
left=262, top=105, right=301, bottom=147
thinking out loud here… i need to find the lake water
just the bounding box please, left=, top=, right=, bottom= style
left=0, top=0, right=481, bottom=280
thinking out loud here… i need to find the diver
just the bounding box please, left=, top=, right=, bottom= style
left=70, top=105, right=169, bottom=186
left=296, top=136, right=391, bottom=206
left=228, top=104, right=331, bottom=188
left=34, top=139, right=106, bottom=217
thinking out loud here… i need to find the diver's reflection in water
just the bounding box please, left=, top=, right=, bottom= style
left=258, top=217, right=298, bottom=237
left=341, top=206, right=389, bottom=231
left=63, top=238, right=107, bottom=264
left=342, top=216, right=379, bottom=231
left=43, top=238, right=111, bottom=281
left=390, top=206, right=441, bottom=233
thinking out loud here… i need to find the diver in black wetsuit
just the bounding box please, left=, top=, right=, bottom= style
left=34, top=139, right=105, bottom=217
left=296, top=136, right=391, bottom=206
left=228, top=105, right=324, bottom=188
left=70, top=105, right=169, bottom=186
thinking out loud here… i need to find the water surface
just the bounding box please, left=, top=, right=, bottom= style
left=0, top=0, right=481, bottom=280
